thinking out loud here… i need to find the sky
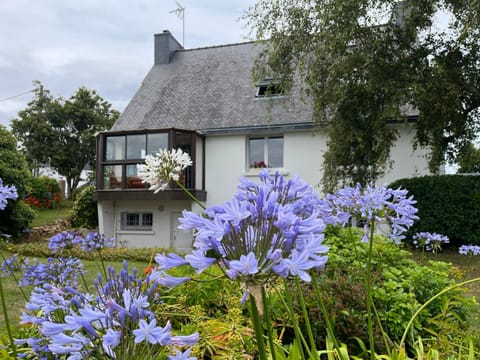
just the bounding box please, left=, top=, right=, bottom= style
left=0, top=0, right=257, bottom=128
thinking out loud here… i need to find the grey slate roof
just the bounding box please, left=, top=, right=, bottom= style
left=111, top=41, right=314, bottom=133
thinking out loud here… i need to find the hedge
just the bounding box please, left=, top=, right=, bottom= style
left=389, top=175, right=480, bottom=247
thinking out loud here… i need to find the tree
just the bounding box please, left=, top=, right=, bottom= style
left=457, top=141, right=480, bottom=173
left=11, top=82, right=119, bottom=197
left=0, top=125, right=35, bottom=240
left=246, top=0, right=480, bottom=191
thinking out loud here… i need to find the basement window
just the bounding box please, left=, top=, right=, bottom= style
left=121, top=212, right=153, bottom=231
left=255, top=78, right=285, bottom=97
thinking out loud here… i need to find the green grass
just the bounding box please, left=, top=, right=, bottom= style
left=30, top=200, right=73, bottom=227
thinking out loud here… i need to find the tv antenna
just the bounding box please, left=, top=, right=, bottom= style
left=169, top=1, right=185, bottom=47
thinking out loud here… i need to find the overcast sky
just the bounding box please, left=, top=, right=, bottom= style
left=0, top=0, right=257, bottom=128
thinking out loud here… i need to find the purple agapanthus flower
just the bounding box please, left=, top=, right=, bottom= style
left=459, top=244, right=480, bottom=256
left=0, top=178, right=18, bottom=210
left=158, top=170, right=329, bottom=284
left=48, top=231, right=83, bottom=251
left=168, top=348, right=197, bottom=360
left=21, top=259, right=198, bottom=359
left=413, top=232, right=449, bottom=253
left=81, top=232, right=116, bottom=252
left=326, top=183, right=418, bottom=244
left=133, top=319, right=172, bottom=345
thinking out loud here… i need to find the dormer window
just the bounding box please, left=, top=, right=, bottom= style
left=255, top=78, right=285, bottom=98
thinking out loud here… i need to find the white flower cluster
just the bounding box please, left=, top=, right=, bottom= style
left=137, top=148, right=192, bottom=193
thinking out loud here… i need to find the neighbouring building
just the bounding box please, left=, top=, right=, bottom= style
left=95, top=30, right=436, bottom=250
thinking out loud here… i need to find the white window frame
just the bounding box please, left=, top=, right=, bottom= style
left=121, top=212, right=153, bottom=231
left=248, top=135, right=284, bottom=169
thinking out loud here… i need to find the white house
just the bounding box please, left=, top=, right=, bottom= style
left=95, top=30, right=435, bottom=250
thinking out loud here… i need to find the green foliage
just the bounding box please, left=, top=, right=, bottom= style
left=457, top=142, right=480, bottom=173
left=246, top=0, right=480, bottom=191
left=389, top=175, right=480, bottom=246
left=69, top=185, right=98, bottom=229
left=0, top=126, right=35, bottom=241
left=301, top=228, right=478, bottom=356
left=11, top=81, right=119, bottom=198
left=25, top=176, right=62, bottom=209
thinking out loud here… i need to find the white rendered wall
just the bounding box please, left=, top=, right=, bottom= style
left=99, top=125, right=432, bottom=249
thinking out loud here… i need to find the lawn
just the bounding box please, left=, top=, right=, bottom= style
left=30, top=200, right=73, bottom=227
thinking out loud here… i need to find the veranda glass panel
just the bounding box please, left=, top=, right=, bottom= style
left=147, top=133, right=169, bottom=155
left=126, top=164, right=145, bottom=189
left=103, top=165, right=122, bottom=189
left=126, top=134, right=146, bottom=160
left=106, top=136, right=125, bottom=160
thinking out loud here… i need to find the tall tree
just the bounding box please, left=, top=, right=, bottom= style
left=11, top=82, right=119, bottom=197
left=246, top=0, right=480, bottom=191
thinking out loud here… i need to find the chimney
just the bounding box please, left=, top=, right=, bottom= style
left=154, top=30, right=183, bottom=65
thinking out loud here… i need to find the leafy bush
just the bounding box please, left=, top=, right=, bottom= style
left=69, top=184, right=98, bottom=229
left=300, top=227, right=478, bottom=356
left=389, top=175, right=480, bottom=246
left=24, top=176, right=62, bottom=209
left=0, top=126, right=35, bottom=240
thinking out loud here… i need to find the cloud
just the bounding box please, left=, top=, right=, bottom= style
left=0, top=0, right=256, bottom=128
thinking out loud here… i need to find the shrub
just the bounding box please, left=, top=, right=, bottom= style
left=24, top=176, right=62, bottom=209
left=0, top=126, right=34, bottom=241
left=69, top=184, right=98, bottom=229
left=389, top=175, right=480, bottom=246
left=300, top=227, right=478, bottom=356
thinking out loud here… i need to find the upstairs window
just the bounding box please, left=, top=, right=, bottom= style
left=248, top=136, right=284, bottom=169
left=255, top=78, right=285, bottom=98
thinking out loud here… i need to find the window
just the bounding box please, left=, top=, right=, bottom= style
left=99, top=129, right=201, bottom=190
left=147, top=133, right=168, bottom=155
left=103, top=165, right=123, bottom=189
left=248, top=136, right=284, bottom=169
left=121, top=212, right=153, bottom=231
left=255, top=78, right=285, bottom=97
left=126, top=134, right=146, bottom=159
left=106, top=136, right=125, bottom=160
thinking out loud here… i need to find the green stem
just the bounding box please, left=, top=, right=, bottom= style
left=310, top=272, right=341, bottom=351
left=174, top=180, right=206, bottom=210
left=249, top=293, right=268, bottom=360
left=399, top=276, right=480, bottom=348
left=281, top=279, right=310, bottom=359
left=0, top=252, right=28, bottom=302
left=0, top=275, right=17, bottom=358
left=295, top=277, right=319, bottom=360
left=261, top=286, right=277, bottom=360
left=366, top=219, right=376, bottom=360
left=97, top=249, right=108, bottom=279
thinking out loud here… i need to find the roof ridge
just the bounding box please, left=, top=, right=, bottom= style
left=180, top=40, right=257, bottom=52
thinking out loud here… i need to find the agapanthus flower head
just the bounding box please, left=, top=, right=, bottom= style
left=459, top=244, right=480, bottom=256
left=19, top=257, right=85, bottom=288
left=81, top=232, right=116, bottom=252
left=413, top=232, right=449, bottom=252
left=160, top=170, right=329, bottom=284
left=0, top=177, right=18, bottom=210
left=21, top=258, right=198, bottom=359
left=137, top=148, right=192, bottom=193
left=326, top=183, right=418, bottom=244
left=0, top=253, right=22, bottom=277
left=48, top=231, right=83, bottom=251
